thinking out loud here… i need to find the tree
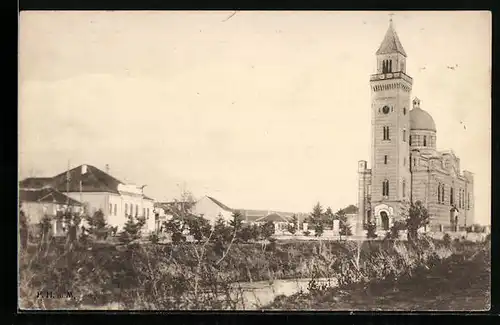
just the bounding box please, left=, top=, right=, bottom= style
left=39, top=214, right=53, bottom=243
left=310, top=202, right=324, bottom=237
left=366, top=221, right=378, bottom=239
left=118, top=215, right=146, bottom=244
left=229, top=210, right=244, bottom=235
left=260, top=220, right=275, bottom=239
left=337, top=209, right=352, bottom=240
left=85, top=209, right=109, bottom=240
left=324, top=207, right=335, bottom=229
left=212, top=217, right=232, bottom=244
left=186, top=216, right=212, bottom=243
left=238, top=225, right=254, bottom=243
left=406, top=200, right=430, bottom=243
left=19, top=209, right=29, bottom=250
left=250, top=223, right=261, bottom=241
left=386, top=220, right=406, bottom=240
left=164, top=216, right=186, bottom=244
left=287, top=215, right=298, bottom=235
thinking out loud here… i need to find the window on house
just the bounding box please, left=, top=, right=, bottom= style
left=384, top=155, right=388, bottom=164
left=143, top=208, right=146, bottom=217
left=450, top=187, right=454, bottom=206
left=389, top=60, right=392, bottom=72
left=125, top=203, right=128, bottom=216
left=114, top=204, right=117, bottom=216
left=438, top=184, right=441, bottom=204
left=441, top=186, right=445, bottom=204
left=423, top=136, right=427, bottom=147
left=109, top=204, right=113, bottom=215
left=135, top=204, right=139, bottom=216
left=147, top=208, right=150, bottom=218
left=403, top=157, right=406, bottom=166
left=382, top=180, right=389, bottom=196
left=383, top=127, right=390, bottom=140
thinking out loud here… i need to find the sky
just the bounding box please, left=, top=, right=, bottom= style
left=18, top=11, right=491, bottom=224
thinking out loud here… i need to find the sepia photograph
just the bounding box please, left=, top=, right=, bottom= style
left=18, top=10, right=491, bottom=311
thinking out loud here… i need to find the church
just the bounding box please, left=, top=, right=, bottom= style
left=357, top=20, right=474, bottom=233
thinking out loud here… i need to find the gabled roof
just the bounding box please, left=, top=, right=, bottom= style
left=19, top=188, right=82, bottom=206
left=255, top=213, right=291, bottom=223
left=206, top=196, right=233, bottom=212
left=50, top=164, right=124, bottom=194
left=19, top=177, right=53, bottom=189
left=376, top=21, right=407, bottom=57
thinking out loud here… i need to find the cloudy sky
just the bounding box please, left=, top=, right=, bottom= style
left=19, top=11, right=491, bottom=224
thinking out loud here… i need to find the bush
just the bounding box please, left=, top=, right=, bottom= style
left=303, top=230, right=311, bottom=236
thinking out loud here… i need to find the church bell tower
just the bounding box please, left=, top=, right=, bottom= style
left=369, top=19, right=413, bottom=227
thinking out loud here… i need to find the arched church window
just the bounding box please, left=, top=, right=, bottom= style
left=437, top=184, right=441, bottom=204
left=402, top=179, right=406, bottom=198
left=403, top=129, right=406, bottom=142
left=384, top=155, right=388, bottom=164
left=423, top=136, right=427, bottom=147
left=403, top=107, right=407, bottom=115
left=450, top=187, right=454, bottom=206
left=382, top=180, right=389, bottom=196
left=409, top=135, right=412, bottom=145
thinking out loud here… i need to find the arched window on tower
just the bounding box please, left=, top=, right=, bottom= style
left=441, top=185, right=445, bottom=204
left=382, top=180, right=389, bottom=197
left=450, top=187, right=454, bottom=206
left=437, top=184, right=441, bottom=204
left=423, top=136, right=427, bottom=147
left=409, top=135, right=412, bottom=146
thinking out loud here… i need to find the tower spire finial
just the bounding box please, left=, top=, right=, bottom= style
left=389, top=12, right=395, bottom=24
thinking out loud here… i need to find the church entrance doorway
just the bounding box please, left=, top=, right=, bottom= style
left=380, top=211, right=390, bottom=230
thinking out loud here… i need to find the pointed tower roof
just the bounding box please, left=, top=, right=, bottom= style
left=376, top=20, right=407, bottom=57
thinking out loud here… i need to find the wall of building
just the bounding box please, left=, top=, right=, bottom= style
left=192, top=197, right=233, bottom=225
left=67, top=192, right=154, bottom=232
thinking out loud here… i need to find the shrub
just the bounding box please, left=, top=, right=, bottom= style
left=303, top=230, right=311, bottom=236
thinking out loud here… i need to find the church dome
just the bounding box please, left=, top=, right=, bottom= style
left=410, top=97, right=436, bottom=132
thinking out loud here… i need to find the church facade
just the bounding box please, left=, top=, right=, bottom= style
left=357, top=21, right=474, bottom=233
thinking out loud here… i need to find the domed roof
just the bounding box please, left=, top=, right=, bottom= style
left=410, top=98, right=436, bottom=132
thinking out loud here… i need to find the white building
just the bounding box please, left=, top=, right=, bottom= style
left=191, top=196, right=234, bottom=225
left=19, top=164, right=155, bottom=233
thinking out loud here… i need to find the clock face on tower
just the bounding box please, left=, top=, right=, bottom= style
left=382, top=105, right=390, bottom=114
